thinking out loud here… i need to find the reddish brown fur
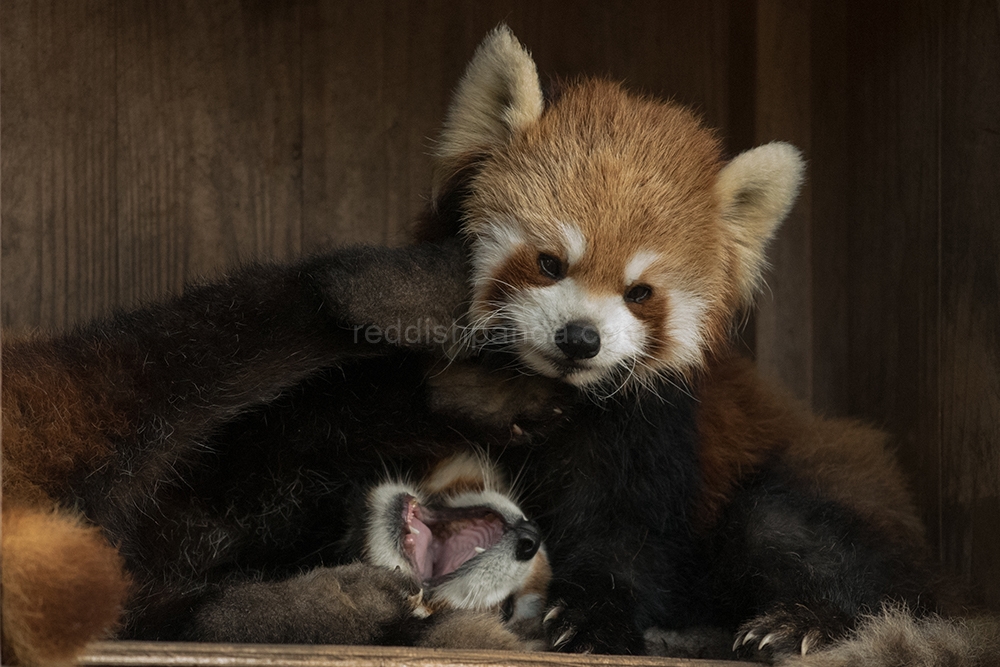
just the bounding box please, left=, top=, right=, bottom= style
left=2, top=338, right=131, bottom=666
left=464, top=80, right=739, bottom=365
left=3, top=338, right=127, bottom=503
left=521, top=550, right=553, bottom=600
left=695, top=355, right=799, bottom=529
left=782, top=412, right=926, bottom=552
left=629, top=291, right=671, bottom=364
left=483, top=245, right=555, bottom=310
left=429, top=475, right=487, bottom=497
left=696, top=355, right=925, bottom=553
left=1, top=506, right=130, bottom=667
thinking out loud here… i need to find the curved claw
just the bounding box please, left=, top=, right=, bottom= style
left=543, top=605, right=563, bottom=626
left=553, top=627, right=576, bottom=650
left=801, top=630, right=822, bottom=656
left=408, top=589, right=432, bottom=618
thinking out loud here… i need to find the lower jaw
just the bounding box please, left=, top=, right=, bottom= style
left=530, top=359, right=600, bottom=387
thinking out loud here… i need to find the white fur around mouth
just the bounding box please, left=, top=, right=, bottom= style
left=519, top=346, right=608, bottom=387
left=365, top=455, right=548, bottom=612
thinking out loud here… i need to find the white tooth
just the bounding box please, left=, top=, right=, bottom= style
left=553, top=407, right=563, bottom=415
left=801, top=634, right=813, bottom=656
left=512, top=423, right=524, bottom=436
left=474, top=546, right=486, bottom=554
left=409, top=525, right=421, bottom=535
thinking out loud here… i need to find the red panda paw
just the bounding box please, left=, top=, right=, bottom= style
left=733, top=602, right=852, bottom=661
left=189, top=563, right=424, bottom=644
left=542, top=599, right=644, bottom=654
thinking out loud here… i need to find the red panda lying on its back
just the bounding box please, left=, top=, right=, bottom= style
left=362, top=452, right=549, bottom=622
left=187, top=452, right=550, bottom=650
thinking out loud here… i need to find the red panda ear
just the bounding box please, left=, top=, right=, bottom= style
left=715, top=142, right=805, bottom=305
left=432, top=25, right=544, bottom=198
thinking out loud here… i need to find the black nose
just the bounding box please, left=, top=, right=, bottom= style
left=555, top=321, right=601, bottom=360
left=514, top=519, right=542, bottom=561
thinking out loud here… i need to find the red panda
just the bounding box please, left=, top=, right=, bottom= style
left=363, top=452, right=549, bottom=619
left=431, top=28, right=800, bottom=394
left=420, top=26, right=994, bottom=662
left=3, top=23, right=993, bottom=667
left=0, top=243, right=476, bottom=665
left=186, top=452, right=550, bottom=650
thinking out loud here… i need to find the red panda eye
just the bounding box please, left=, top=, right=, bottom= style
left=538, top=254, right=563, bottom=280
left=625, top=284, right=653, bottom=304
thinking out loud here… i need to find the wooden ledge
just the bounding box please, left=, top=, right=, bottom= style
left=79, top=642, right=754, bottom=667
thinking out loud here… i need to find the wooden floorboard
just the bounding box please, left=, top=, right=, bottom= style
left=79, top=641, right=754, bottom=667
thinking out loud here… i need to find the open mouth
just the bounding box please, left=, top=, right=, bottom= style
left=399, top=495, right=507, bottom=585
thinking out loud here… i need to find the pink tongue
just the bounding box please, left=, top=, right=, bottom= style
left=405, top=517, right=433, bottom=580
left=432, top=520, right=504, bottom=578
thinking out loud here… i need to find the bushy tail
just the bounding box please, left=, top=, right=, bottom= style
left=1, top=506, right=130, bottom=667
left=782, top=606, right=1000, bottom=667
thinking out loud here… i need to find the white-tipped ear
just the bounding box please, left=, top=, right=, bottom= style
left=715, top=141, right=805, bottom=302
left=434, top=26, right=544, bottom=189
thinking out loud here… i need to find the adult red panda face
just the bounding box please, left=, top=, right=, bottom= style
left=364, top=453, right=550, bottom=622
left=432, top=27, right=804, bottom=391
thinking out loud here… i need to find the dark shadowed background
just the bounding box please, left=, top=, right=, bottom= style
left=3, top=0, right=998, bottom=609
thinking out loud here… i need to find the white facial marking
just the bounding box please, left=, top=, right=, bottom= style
left=469, top=216, right=526, bottom=305
left=363, top=453, right=547, bottom=613
left=421, top=453, right=488, bottom=496
left=512, top=277, right=647, bottom=386
left=364, top=482, right=418, bottom=572
left=666, top=289, right=708, bottom=369
left=446, top=489, right=527, bottom=522
left=624, top=250, right=661, bottom=285
left=559, top=222, right=588, bottom=266
left=430, top=550, right=537, bottom=610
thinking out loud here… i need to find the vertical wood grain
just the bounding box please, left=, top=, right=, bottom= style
left=842, top=0, right=944, bottom=548
left=938, top=0, right=1000, bottom=606
left=115, top=0, right=302, bottom=305
left=302, top=0, right=392, bottom=247
left=300, top=0, right=735, bottom=250
left=0, top=0, right=117, bottom=333
left=751, top=0, right=814, bottom=403
left=807, top=0, right=850, bottom=415
left=4, top=0, right=998, bottom=606
left=301, top=0, right=457, bottom=248
left=3, top=1, right=738, bottom=327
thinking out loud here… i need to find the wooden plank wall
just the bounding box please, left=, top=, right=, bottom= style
left=837, top=0, right=1000, bottom=608
left=2, top=0, right=999, bottom=607
left=1, top=0, right=737, bottom=333
left=753, top=0, right=1000, bottom=606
